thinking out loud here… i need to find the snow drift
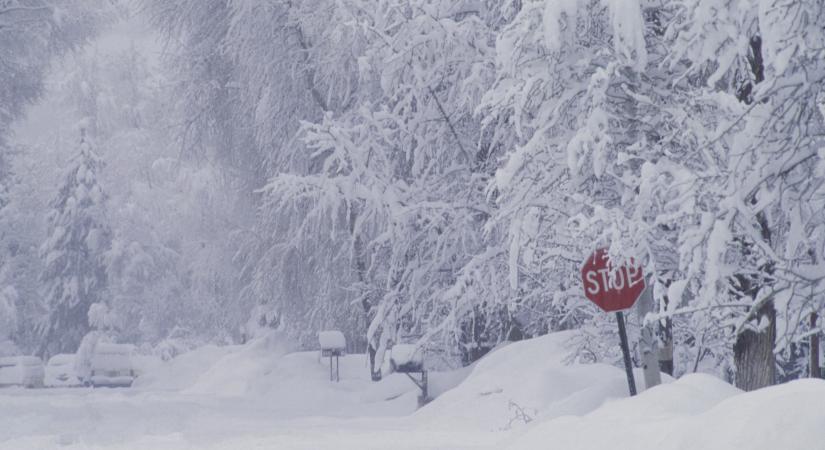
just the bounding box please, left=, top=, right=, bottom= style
left=133, top=331, right=466, bottom=417
left=3, top=331, right=825, bottom=450
left=416, top=330, right=670, bottom=431
left=507, top=374, right=825, bottom=450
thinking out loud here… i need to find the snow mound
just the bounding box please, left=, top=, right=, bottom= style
left=132, top=344, right=237, bottom=391
left=416, top=331, right=672, bottom=431
left=130, top=353, right=163, bottom=377
left=133, top=331, right=298, bottom=395
left=132, top=331, right=455, bottom=416
left=508, top=375, right=825, bottom=450
left=184, top=332, right=296, bottom=396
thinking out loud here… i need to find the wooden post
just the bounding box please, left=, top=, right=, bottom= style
left=811, top=313, right=820, bottom=379
left=616, top=311, right=637, bottom=396
left=418, top=370, right=429, bottom=407
left=327, top=353, right=341, bottom=382
left=635, top=281, right=662, bottom=389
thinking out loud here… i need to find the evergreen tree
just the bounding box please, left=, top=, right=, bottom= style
left=38, top=129, right=111, bottom=357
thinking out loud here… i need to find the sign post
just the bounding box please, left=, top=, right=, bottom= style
left=615, top=310, right=636, bottom=396
left=581, top=248, right=646, bottom=396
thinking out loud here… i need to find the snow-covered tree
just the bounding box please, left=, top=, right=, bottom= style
left=38, top=131, right=112, bottom=356
left=136, top=0, right=825, bottom=390
left=482, top=0, right=825, bottom=389
left=0, top=0, right=112, bottom=142
left=479, top=0, right=681, bottom=368
left=0, top=0, right=115, bottom=353
left=0, top=285, right=18, bottom=355
left=660, top=0, right=825, bottom=390
left=246, top=0, right=523, bottom=372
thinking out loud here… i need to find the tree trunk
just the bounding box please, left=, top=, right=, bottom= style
left=733, top=300, right=776, bottom=391
left=657, top=275, right=675, bottom=375
left=658, top=322, right=674, bottom=376
left=367, top=341, right=381, bottom=381
left=729, top=32, right=774, bottom=392
left=811, top=312, right=821, bottom=379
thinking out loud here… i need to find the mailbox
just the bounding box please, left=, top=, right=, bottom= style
left=318, top=330, right=346, bottom=357
left=318, top=330, right=346, bottom=382
left=389, top=344, right=424, bottom=373
left=389, top=343, right=428, bottom=406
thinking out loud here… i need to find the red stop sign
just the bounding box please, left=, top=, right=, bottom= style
left=581, top=248, right=645, bottom=312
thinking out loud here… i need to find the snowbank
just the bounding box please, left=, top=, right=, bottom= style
left=132, top=331, right=443, bottom=416
left=135, top=329, right=672, bottom=425
left=416, top=331, right=671, bottom=431
left=184, top=332, right=296, bottom=396
left=507, top=375, right=825, bottom=450
left=3, top=330, right=825, bottom=450
left=133, top=332, right=295, bottom=395
left=130, top=353, right=163, bottom=377
left=131, top=344, right=236, bottom=391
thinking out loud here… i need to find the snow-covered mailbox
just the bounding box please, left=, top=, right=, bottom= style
left=389, top=344, right=428, bottom=406
left=318, top=330, right=346, bottom=382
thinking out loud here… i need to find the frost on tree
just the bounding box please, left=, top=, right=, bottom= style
left=38, top=131, right=111, bottom=357
left=0, top=0, right=116, bottom=354
left=131, top=0, right=825, bottom=385
left=662, top=0, right=825, bottom=390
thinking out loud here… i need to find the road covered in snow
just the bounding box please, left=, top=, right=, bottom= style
left=1, top=332, right=824, bottom=450
left=0, top=388, right=498, bottom=450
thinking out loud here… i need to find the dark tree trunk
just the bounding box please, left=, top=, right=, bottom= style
left=367, top=341, right=381, bottom=381
left=658, top=317, right=674, bottom=376
left=347, top=205, right=382, bottom=382
left=657, top=282, right=675, bottom=376
left=733, top=300, right=776, bottom=391
left=811, top=312, right=821, bottom=379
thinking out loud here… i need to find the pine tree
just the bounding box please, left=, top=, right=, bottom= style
left=38, top=129, right=111, bottom=357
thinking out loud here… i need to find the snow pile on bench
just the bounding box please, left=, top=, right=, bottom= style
left=318, top=330, right=346, bottom=351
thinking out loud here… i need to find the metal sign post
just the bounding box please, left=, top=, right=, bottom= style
left=581, top=248, right=653, bottom=396
left=615, top=311, right=637, bottom=396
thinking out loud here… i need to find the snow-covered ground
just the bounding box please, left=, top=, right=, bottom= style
left=1, top=332, right=824, bottom=449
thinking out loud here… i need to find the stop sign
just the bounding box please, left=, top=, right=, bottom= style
left=581, top=248, right=645, bottom=312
